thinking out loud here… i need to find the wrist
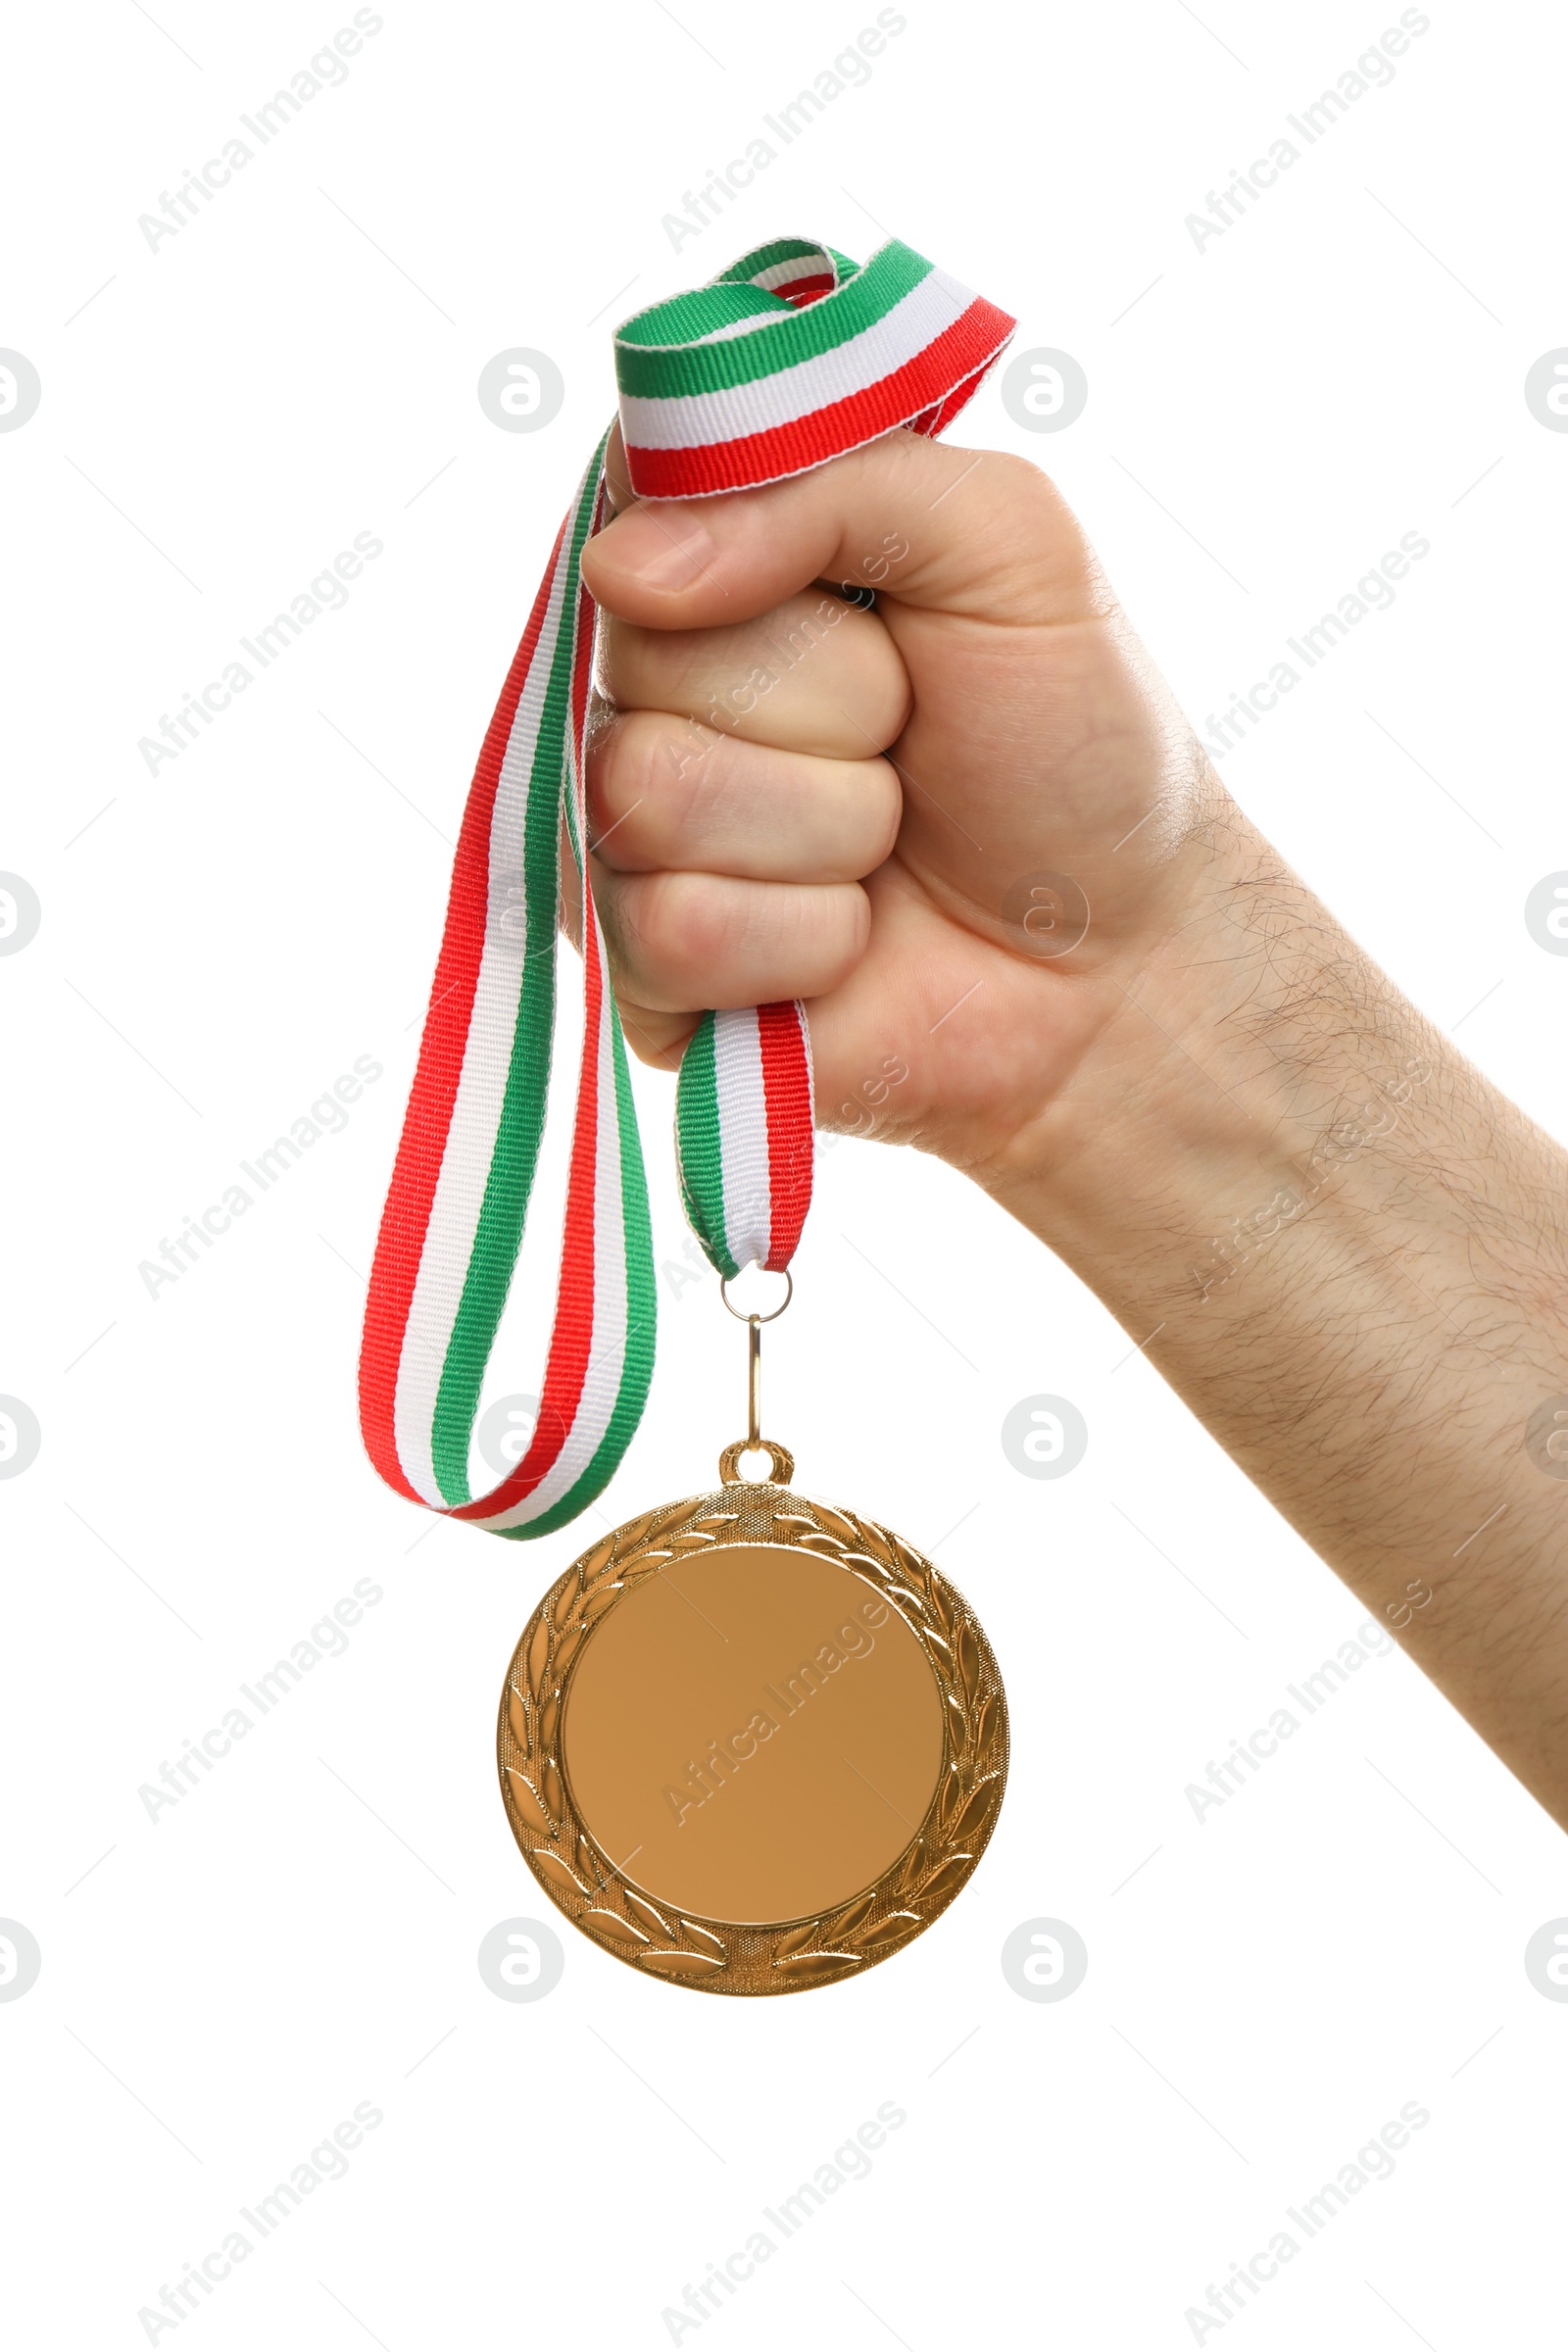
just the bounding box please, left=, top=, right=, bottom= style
left=972, top=797, right=1432, bottom=1299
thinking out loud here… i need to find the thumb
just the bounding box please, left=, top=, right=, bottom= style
left=579, top=425, right=1103, bottom=633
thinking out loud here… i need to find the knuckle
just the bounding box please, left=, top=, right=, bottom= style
left=591, top=710, right=706, bottom=861
left=638, top=870, right=733, bottom=974
left=987, top=447, right=1054, bottom=504
left=981, top=454, right=1105, bottom=610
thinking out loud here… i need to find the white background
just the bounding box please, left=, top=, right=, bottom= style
left=4, top=0, right=1567, bottom=2344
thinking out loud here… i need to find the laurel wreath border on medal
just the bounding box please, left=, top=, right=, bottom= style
left=496, top=1483, right=1009, bottom=1996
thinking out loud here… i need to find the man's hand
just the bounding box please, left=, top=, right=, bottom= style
left=581, top=423, right=1568, bottom=1829
left=581, top=424, right=1214, bottom=1176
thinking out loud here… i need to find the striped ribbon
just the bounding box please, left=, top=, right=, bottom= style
left=358, top=237, right=1013, bottom=1537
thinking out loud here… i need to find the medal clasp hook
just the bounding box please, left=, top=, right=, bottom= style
left=717, top=1268, right=794, bottom=1485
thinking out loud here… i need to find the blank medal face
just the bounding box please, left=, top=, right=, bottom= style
left=498, top=1486, right=1008, bottom=1995
left=562, top=1544, right=945, bottom=1924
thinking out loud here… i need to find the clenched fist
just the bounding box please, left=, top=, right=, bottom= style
left=581, top=423, right=1215, bottom=1183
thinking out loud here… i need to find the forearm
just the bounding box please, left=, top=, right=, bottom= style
left=986, top=790, right=1568, bottom=1820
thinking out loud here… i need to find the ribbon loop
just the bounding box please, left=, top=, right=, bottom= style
left=614, top=236, right=1014, bottom=499
left=358, top=239, right=1013, bottom=1536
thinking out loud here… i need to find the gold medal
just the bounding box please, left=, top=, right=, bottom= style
left=497, top=1304, right=1007, bottom=1993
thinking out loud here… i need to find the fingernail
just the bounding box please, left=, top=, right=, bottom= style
left=609, top=503, right=715, bottom=590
